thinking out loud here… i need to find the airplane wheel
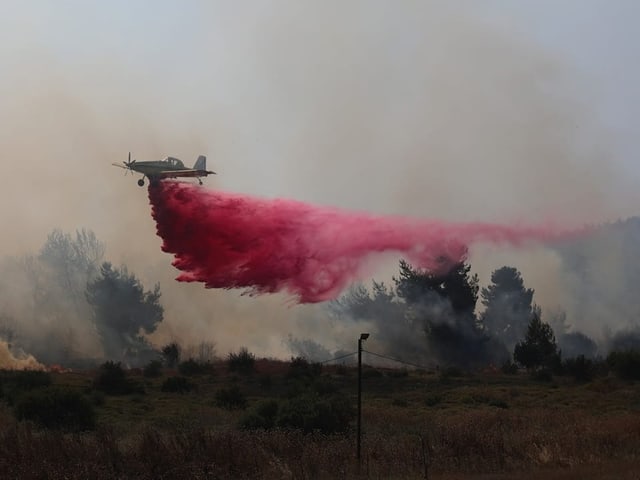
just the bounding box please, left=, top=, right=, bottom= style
left=137, top=179, right=145, bottom=187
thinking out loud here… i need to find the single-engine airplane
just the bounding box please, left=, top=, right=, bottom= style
left=113, top=153, right=215, bottom=186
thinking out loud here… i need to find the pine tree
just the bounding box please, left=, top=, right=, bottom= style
left=513, top=307, right=559, bottom=371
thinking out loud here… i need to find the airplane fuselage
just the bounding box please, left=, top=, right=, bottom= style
left=129, top=162, right=187, bottom=176
left=113, top=154, right=215, bottom=186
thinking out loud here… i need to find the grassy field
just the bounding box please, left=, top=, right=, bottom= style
left=1, top=360, right=639, bottom=479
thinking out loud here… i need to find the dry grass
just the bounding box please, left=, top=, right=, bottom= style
left=1, top=365, right=640, bottom=479
left=1, top=406, right=639, bottom=479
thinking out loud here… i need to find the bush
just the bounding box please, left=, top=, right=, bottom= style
left=276, top=392, right=354, bottom=434
left=90, top=389, right=105, bottom=406
left=239, top=399, right=279, bottom=430
left=14, top=387, right=95, bottom=431
left=228, top=347, right=255, bottom=374
left=361, top=367, right=383, bottom=379
left=287, top=356, right=322, bottom=380
left=488, top=399, right=509, bottom=409
left=607, top=350, right=640, bottom=380
left=161, top=376, right=194, bottom=394
left=563, top=355, right=596, bottom=382
left=93, top=361, right=134, bottom=395
left=424, top=394, right=442, bottom=407
left=0, top=370, right=52, bottom=404
left=259, top=374, right=273, bottom=390
left=178, top=359, right=214, bottom=376
left=215, top=385, right=247, bottom=410
left=389, top=368, right=409, bottom=378
left=531, top=368, right=553, bottom=382
left=501, top=360, right=519, bottom=375
left=143, top=360, right=163, bottom=378
left=439, top=366, right=465, bottom=384
left=392, top=397, right=408, bottom=407
left=335, top=364, right=348, bottom=376
left=312, top=377, right=339, bottom=396
left=161, top=342, right=181, bottom=368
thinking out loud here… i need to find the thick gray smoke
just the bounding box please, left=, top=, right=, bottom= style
left=0, top=3, right=638, bottom=366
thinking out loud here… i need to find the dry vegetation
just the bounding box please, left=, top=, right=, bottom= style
left=1, top=360, right=639, bottom=479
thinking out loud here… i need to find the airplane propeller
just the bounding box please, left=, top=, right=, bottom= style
left=111, top=152, right=137, bottom=175
left=122, top=152, right=137, bottom=174
left=124, top=152, right=137, bottom=167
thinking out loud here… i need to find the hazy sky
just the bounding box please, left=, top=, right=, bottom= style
left=1, top=1, right=638, bottom=355
left=2, top=1, right=638, bottom=203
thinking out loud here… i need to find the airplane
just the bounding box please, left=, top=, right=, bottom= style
left=112, top=153, right=215, bottom=187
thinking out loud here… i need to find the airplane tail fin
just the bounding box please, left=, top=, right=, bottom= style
left=193, top=155, right=206, bottom=170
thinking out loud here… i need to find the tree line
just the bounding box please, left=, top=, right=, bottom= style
left=330, top=259, right=631, bottom=372
left=0, top=229, right=163, bottom=367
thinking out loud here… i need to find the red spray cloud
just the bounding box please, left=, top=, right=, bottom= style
left=149, top=182, right=581, bottom=303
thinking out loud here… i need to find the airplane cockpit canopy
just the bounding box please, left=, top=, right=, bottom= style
left=164, top=156, right=185, bottom=168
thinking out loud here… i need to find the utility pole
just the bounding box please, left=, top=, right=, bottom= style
left=357, top=332, right=369, bottom=462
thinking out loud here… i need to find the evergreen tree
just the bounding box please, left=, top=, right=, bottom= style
left=86, top=262, right=163, bottom=364
left=480, top=266, right=534, bottom=350
left=513, top=307, right=560, bottom=371
left=395, top=260, right=504, bottom=368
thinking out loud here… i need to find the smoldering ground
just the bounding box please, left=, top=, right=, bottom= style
left=0, top=3, right=638, bottom=365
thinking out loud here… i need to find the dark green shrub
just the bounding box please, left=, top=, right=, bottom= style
left=238, top=412, right=268, bottom=430
left=161, top=342, right=181, bottom=368
left=228, top=347, right=255, bottom=374
left=424, top=394, right=442, bottom=407
left=90, top=389, right=105, bottom=406
left=239, top=399, right=279, bottom=430
left=2, top=370, right=52, bottom=389
left=501, top=360, right=519, bottom=375
left=0, top=370, right=52, bottom=404
left=488, top=399, right=509, bottom=409
left=178, top=359, right=214, bottom=376
left=335, top=364, right=348, bottom=376
left=161, top=376, right=194, bottom=394
left=93, top=361, right=134, bottom=395
left=287, top=356, right=322, bottom=379
left=563, top=355, right=596, bottom=382
left=14, top=387, right=95, bottom=431
left=389, top=368, right=409, bottom=378
left=143, top=360, right=163, bottom=378
left=607, top=350, right=640, bottom=380
left=259, top=374, right=273, bottom=390
left=361, top=367, right=383, bottom=378
left=276, top=392, right=354, bottom=434
left=392, top=397, right=408, bottom=407
left=440, top=366, right=464, bottom=378
left=215, top=385, right=247, bottom=410
left=312, top=377, right=339, bottom=396
left=531, top=368, right=553, bottom=382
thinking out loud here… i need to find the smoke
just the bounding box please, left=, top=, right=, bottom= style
left=149, top=181, right=584, bottom=304
left=0, top=3, right=638, bottom=361
left=0, top=341, right=44, bottom=371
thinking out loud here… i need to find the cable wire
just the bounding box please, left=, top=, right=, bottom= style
left=362, top=349, right=435, bottom=370
left=318, top=351, right=358, bottom=364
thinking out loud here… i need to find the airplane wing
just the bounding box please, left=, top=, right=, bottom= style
left=154, top=169, right=215, bottom=178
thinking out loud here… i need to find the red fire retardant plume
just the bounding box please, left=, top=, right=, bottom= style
left=149, top=181, right=579, bottom=304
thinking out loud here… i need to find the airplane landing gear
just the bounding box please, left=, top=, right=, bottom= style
left=137, top=178, right=145, bottom=187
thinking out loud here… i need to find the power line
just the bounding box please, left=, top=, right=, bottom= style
left=362, top=349, right=435, bottom=371
left=319, top=351, right=357, bottom=364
